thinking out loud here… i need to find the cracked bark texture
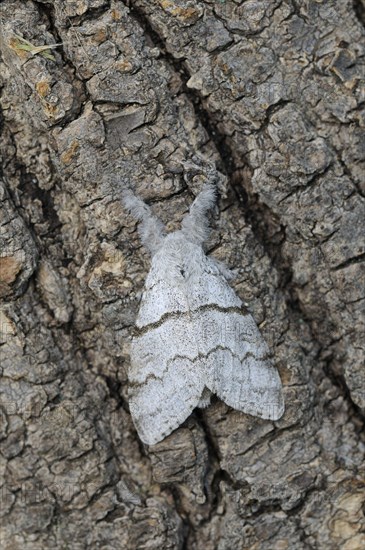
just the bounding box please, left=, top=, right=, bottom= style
left=0, top=1, right=364, bottom=548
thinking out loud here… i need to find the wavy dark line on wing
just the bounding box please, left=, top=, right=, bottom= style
left=134, top=303, right=249, bottom=335
left=128, top=346, right=272, bottom=388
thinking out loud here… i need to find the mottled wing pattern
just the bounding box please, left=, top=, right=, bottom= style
left=203, top=308, right=285, bottom=420
left=129, top=257, right=237, bottom=445
left=194, top=261, right=284, bottom=420
left=129, top=285, right=204, bottom=445
left=129, top=256, right=284, bottom=444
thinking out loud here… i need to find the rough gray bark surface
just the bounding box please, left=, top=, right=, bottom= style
left=0, top=1, right=364, bottom=548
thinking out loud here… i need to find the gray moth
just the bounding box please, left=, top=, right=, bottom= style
left=123, top=184, right=284, bottom=445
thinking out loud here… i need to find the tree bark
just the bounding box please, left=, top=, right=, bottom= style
left=0, top=1, right=364, bottom=548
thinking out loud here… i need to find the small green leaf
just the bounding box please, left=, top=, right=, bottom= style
left=10, top=34, right=62, bottom=61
